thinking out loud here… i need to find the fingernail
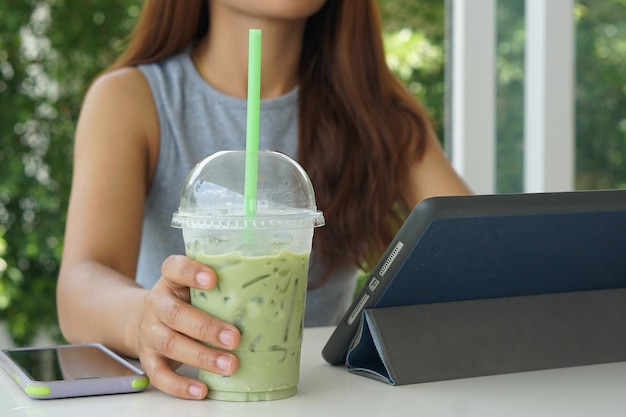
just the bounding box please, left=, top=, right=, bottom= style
left=218, top=329, right=236, bottom=348
left=188, top=384, right=205, bottom=399
left=216, top=355, right=234, bottom=373
left=195, top=271, right=213, bottom=287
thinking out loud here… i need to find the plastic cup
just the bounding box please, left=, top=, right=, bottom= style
left=171, top=150, right=324, bottom=401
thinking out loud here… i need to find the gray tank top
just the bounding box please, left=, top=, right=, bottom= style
left=136, top=48, right=357, bottom=326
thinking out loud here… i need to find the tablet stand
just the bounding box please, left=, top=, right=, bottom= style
left=346, top=288, right=626, bottom=385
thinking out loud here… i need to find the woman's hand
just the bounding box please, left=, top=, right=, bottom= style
left=137, top=255, right=241, bottom=399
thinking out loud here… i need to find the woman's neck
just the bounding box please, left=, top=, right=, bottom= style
left=192, top=7, right=307, bottom=99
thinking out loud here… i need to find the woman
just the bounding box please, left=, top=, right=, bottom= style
left=57, top=0, right=470, bottom=400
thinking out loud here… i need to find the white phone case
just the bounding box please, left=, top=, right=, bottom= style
left=0, top=343, right=149, bottom=399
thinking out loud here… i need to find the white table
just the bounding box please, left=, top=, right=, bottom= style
left=2, top=326, right=626, bottom=417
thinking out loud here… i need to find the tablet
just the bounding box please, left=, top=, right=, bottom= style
left=322, top=189, right=626, bottom=365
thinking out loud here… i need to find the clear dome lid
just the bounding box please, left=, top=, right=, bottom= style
left=171, top=150, right=325, bottom=230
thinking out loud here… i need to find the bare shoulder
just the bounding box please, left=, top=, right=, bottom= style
left=88, top=67, right=152, bottom=101
left=76, top=67, right=158, bottom=155
left=81, top=67, right=155, bottom=126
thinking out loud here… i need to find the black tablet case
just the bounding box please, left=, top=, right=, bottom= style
left=346, top=288, right=626, bottom=385
left=321, top=189, right=626, bottom=383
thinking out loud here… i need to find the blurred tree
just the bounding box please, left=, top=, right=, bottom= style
left=379, top=0, right=446, bottom=141
left=576, top=0, right=626, bottom=189
left=0, top=0, right=140, bottom=345
left=496, top=0, right=525, bottom=193
left=493, top=0, right=626, bottom=192
left=495, top=0, right=626, bottom=192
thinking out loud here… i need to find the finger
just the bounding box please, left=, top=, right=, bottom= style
left=154, top=293, right=241, bottom=350
left=147, top=322, right=239, bottom=377
left=141, top=350, right=209, bottom=400
left=160, top=254, right=217, bottom=292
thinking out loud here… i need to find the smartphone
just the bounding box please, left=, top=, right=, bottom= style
left=0, top=343, right=149, bottom=399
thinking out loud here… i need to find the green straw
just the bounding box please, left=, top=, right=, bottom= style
left=244, top=29, right=262, bottom=218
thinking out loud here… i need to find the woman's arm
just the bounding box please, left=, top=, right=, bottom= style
left=56, top=68, right=240, bottom=399
left=57, top=68, right=154, bottom=354
left=405, top=129, right=472, bottom=208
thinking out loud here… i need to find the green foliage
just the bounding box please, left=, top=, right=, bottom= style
left=379, top=0, right=445, bottom=42
left=576, top=0, right=626, bottom=189
left=0, top=0, right=140, bottom=345
left=493, top=0, right=626, bottom=192
left=496, top=0, right=526, bottom=193
left=379, top=0, right=446, bottom=140
left=384, top=28, right=446, bottom=139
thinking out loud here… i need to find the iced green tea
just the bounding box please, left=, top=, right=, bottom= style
left=189, top=249, right=309, bottom=401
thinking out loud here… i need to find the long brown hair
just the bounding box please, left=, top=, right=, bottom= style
left=108, top=0, right=430, bottom=274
